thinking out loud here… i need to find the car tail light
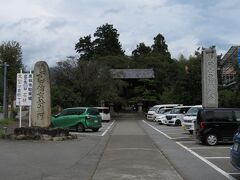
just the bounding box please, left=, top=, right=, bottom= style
left=200, top=121, right=205, bottom=129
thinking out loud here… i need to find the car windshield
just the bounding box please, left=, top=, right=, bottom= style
left=170, top=108, right=181, bottom=114
left=164, top=110, right=171, bottom=114
left=186, top=107, right=202, bottom=116
left=60, top=108, right=86, bottom=116
left=149, top=107, right=158, bottom=112
left=158, top=108, right=171, bottom=114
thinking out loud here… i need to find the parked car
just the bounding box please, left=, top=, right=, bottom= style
left=51, top=107, right=102, bottom=132
left=154, top=108, right=172, bottom=124
left=95, top=107, right=111, bottom=122
left=147, top=104, right=181, bottom=121
left=230, top=129, right=240, bottom=170
left=195, top=108, right=240, bottom=146
left=165, top=106, right=192, bottom=126
left=183, top=105, right=203, bottom=134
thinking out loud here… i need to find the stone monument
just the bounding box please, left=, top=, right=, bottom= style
left=137, top=102, right=143, bottom=112
left=202, top=47, right=218, bottom=108
left=31, top=61, right=51, bottom=127
left=3, top=61, right=77, bottom=141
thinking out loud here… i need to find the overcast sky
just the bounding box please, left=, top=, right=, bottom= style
left=0, top=0, right=239, bottom=68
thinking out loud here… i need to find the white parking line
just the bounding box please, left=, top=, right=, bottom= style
left=205, top=157, right=230, bottom=159
left=228, top=173, right=240, bottom=175
left=177, top=142, right=235, bottom=180
left=70, top=121, right=115, bottom=137
left=101, top=120, right=115, bottom=136
left=142, top=120, right=235, bottom=180
left=142, top=120, right=173, bottom=139
left=190, top=146, right=230, bottom=150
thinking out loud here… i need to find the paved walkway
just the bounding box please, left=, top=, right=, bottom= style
left=92, top=113, right=182, bottom=180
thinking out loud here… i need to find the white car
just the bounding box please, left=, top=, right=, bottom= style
left=183, top=105, right=203, bottom=134
left=165, top=106, right=192, bottom=126
left=95, top=107, right=111, bottom=122
left=154, top=108, right=172, bottom=124
left=146, top=104, right=181, bottom=121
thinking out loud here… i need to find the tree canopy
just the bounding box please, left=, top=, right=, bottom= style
left=3, top=23, right=235, bottom=112
left=0, top=41, right=23, bottom=117
left=132, top=43, right=151, bottom=58
left=151, top=33, right=171, bottom=58
left=75, top=23, right=124, bottom=60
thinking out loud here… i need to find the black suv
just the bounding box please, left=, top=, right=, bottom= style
left=195, top=108, right=240, bottom=146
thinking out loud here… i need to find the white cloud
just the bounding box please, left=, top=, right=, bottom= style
left=168, top=35, right=199, bottom=59
left=0, top=0, right=239, bottom=67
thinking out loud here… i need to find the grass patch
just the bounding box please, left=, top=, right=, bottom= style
left=0, top=118, right=15, bottom=126
left=0, top=119, right=15, bottom=137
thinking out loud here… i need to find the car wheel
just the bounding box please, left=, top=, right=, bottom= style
left=205, top=134, right=218, bottom=146
left=76, top=124, right=85, bottom=132
left=92, top=128, right=99, bottom=132
left=175, top=120, right=181, bottom=126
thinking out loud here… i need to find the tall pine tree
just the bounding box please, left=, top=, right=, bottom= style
left=151, top=33, right=171, bottom=58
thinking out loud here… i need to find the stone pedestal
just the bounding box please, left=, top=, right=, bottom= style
left=202, top=48, right=218, bottom=108
left=31, top=61, right=51, bottom=127
left=137, top=103, right=143, bottom=112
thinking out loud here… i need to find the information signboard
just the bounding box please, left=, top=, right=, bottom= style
left=16, top=73, right=33, bottom=106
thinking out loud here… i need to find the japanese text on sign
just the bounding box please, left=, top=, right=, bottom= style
left=16, top=73, right=33, bottom=106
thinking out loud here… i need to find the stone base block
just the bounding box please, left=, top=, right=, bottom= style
left=4, top=127, right=78, bottom=141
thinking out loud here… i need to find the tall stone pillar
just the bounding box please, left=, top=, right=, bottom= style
left=137, top=103, right=143, bottom=112
left=202, top=47, right=218, bottom=108
left=31, top=61, right=51, bottom=127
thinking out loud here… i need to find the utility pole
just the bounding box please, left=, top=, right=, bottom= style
left=3, top=62, right=9, bottom=119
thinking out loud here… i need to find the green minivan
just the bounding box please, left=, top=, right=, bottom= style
left=51, top=107, right=102, bottom=132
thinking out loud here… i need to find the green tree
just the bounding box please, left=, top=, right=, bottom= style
left=93, top=23, right=124, bottom=57
left=0, top=41, right=23, bottom=115
left=160, top=87, right=176, bottom=103
left=51, top=57, right=126, bottom=108
left=75, top=23, right=125, bottom=60
left=75, top=35, right=94, bottom=60
left=219, top=89, right=237, bottom=107
left=132, top=43, right=151, bottom=58
left=151, top=33, right=171, bottom=58
left=170, top=52, right=202, bottom=105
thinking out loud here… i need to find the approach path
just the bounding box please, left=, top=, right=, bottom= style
left=92, top=113, right=182, bottom=180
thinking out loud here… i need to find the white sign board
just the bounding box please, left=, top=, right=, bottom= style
left=16, top=73, right=33, bottom=106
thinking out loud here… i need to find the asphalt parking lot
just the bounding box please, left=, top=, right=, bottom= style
left=70, top=120, right=115, bottom=137
left=143, top=120, right=240, bottom=180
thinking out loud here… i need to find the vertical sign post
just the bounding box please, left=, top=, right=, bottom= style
left=16, top=71, right=33, bottom=127
left=3, top=62, right=9, bottom=119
